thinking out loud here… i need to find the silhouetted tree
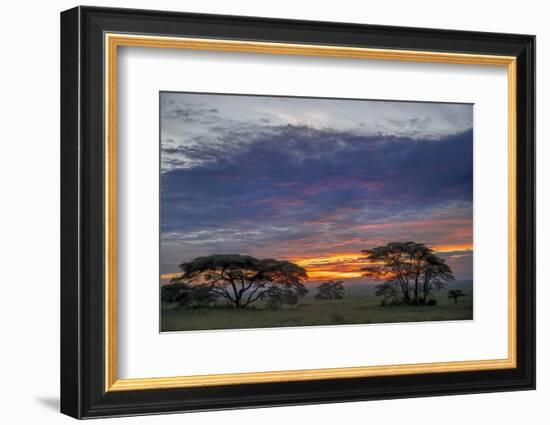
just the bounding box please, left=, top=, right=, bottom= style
left=171, top=254, right=308, bottom=308
left=362, top=242, right=454, bottom=305
left=315, top=280, right=345, bottom=300
left=447, top=289, right=466, bottom=304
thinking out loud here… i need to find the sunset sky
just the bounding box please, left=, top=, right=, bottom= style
left=160, top=92, right=473, bottom=282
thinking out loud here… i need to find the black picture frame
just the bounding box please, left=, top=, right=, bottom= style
left=61, top=5, right=535, bottom=419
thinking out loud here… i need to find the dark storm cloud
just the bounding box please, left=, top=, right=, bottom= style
left=160, top=124, right=473, bottom=275
left=161, top=125, right=472, bottom=231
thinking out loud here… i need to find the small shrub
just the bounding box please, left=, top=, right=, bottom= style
left=330, top=313, right=345, bottom=324
left=264, top=286, right=302, bottom=309
left=448, top=289, right=466, bottom=304
left=382, top=300, right=403, bottom=307
left=426, top=299, right=437, bottom=306
left=315, top=280, right=345, bottom=300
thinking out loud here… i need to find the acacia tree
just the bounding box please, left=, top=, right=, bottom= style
left=315, top=280, right=345, bottom=300
left=362, top=242, right=454, bottom=305
left=170, top=254, right=308, bottom=308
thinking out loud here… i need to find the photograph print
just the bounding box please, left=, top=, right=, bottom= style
left=160, top=92, right=473, bottom=332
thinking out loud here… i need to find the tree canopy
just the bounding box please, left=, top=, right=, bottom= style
left=170, top=254, right=308, bottom=308
left=362, top=241, right=454, bottom=305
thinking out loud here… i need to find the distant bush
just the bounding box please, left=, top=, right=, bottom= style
left=448, top=289, right=466, bottom=304
left=161, top=283, right=192, bottom=303
left=161, top=282, right=218, bottom=308
left=330, top=313, right=346, bottom=324
left=263, top=286, right=300, bottom=309
left=380, top=298, right=403, bottom=307
left=315, top=280, right=345, bottom=300
left=426, top=299, right=437, bottom=306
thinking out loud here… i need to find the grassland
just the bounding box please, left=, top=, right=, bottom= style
left=161, top=281, right=473, bottom=332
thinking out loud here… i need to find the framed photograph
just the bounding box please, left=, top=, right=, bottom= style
left=60, top=6, right=535, bottom=419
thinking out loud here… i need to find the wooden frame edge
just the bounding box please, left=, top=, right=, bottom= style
left=108, top=358, right=516, bottom=391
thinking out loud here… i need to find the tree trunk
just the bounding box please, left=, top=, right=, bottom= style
left=421, top=277, right=431, bottom=304
left=398, top=277, right=410, bottom=303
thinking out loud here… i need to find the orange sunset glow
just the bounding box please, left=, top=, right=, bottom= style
left=431, top=243, right=473, bottom=253
left=160, top=243, right=473, bottom=284
left=286, top=244, right=473, bottom=282
left=289, top=253, right=367, bottom=281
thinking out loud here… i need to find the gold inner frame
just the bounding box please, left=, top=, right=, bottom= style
left=104, top=33, right=517, bottom=392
